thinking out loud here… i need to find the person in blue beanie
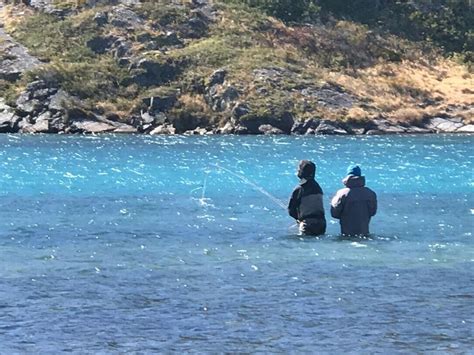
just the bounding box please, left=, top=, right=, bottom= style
left=330, top=164, right=377, bottom=237
left=288, top=160, right=326, bottom=236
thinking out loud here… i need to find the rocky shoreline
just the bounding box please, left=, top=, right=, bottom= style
left=1, top=74, right=472, bottom=135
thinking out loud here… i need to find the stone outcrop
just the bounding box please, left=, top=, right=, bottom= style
left=124, top=58, right=180, bottom=87
left=0, top=26, right=41, bottom=82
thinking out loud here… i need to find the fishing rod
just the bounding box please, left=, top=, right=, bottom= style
left=212, top=163, right=287, bottom=211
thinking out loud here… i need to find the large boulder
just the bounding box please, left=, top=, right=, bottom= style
left=208, top=68, right=227, bottom=86
left=239, top=111, right=294, bottom=134
left=301, top=84, right=355, bottom=110
left=113, top=124, right=138, bottom=133
left=141, top=31, right=183, bottom=50
left=179, top=16, right=208, bottom=38
left=426, top=117, right=464, bottom=132
left=456, top=124, right=474, bottom=133
left=86, top=36, right=117, bottom=54
left=142, top=91, right=178, bottom=114
left=125, top=58, right=180, bottom=87
left=69, top=121, right=116, bottom=134
left=93, top=12, right=109, bottom=26
left=216, top=121, right=235, bottom=134
left=253, top=67, right=293, bottom=84
left=109, top=6, right=143, bottom=28
left=0, top=110, right=21, bottom=133
left=423, top=117, right=459, bottom=132
left=258, top=124, right=285, bottom=135
left=0, top=28, right=41, bottom=82
left=48, top=89, right=74, bottom=113
left=110, top=39, right=133, bottom=60
left=150, top=124, right=176, bottom=135
left=291, top=118, right=320, bottom=135
left=231, top=102, right=251, bottom=120
left=315, top=120, right=348, bottom=135
left=206, top=85, right=240, bottom=111
left=371, top=119, right=407, bottom=134
left=21, top=119, right=50, bottom=134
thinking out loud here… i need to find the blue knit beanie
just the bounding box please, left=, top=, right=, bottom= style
left=346, top=164, right=361, bottom=177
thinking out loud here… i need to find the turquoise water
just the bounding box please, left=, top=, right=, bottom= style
left=0, top=134, right=472, bottom=353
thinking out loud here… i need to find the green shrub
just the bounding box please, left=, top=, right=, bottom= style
left=11, top=12, right=99, bottom=62
left=222, top=0, right=320, bottom=22
left=25, top=57, right=129, bottom=101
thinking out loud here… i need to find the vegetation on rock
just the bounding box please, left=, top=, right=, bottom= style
left=0, top=0, right=472, bottom=134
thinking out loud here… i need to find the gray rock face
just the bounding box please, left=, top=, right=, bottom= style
left=28, top=0, right=64, bottom=15
left=425, top=117, right=464, bottom=132
left=184, top=126, right=209, bottom=135
left=93, top=12, right=109, bottom=26
left=143, top=32, right=183, bottom=50
left=150, top=124, right=176, bottom=135
left=217, top=121, right=235, bottom=134
left=404, top=126, right=433, bottom=134
left=142, top=92, right=178, bottom=114
left=21, top=119, right=50, bottom=134
left=208, top=69, right=227, bottom=86
left=301, top=84, right=355, bottom=110
left=436, top=121, right=463, bottom=132
left=0, top=27, right=41, bottom=82
left=291, top=119, right=320, bottom=135
left=206, top=84, right=240, bottom=112
left=113, top=124, right=138, bottom=133
left=372, top=119, right=406, bottom=134
left=239, top=111, right=294, bottom=134
left=86, top=36, right=117, bottom=54
left=315, top=120, right=348, bottom=135
left=110, top=38, right=133, bottom=59
left=253, top=67, right=293, bottom=84
left=180, top=16, right=208, bottom=38
left=126, top=58, right=179, bottom=87
left=259, top=124, right=285, bottom=135
left=70, top=121, right=116, bottom=133
left=456, top=124, right=474, bottom=133
left=0, top=109, right=21, bottom=133
left=109, top=6, right=143, bottom=28
left=48, top=90, right=73, bottom=112
left=232, top=102, right=250, bottom=120
left=119, top=0, right=141, bottom=6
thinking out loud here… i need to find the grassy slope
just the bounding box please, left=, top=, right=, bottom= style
left=1, top=0, right=472, bottom=127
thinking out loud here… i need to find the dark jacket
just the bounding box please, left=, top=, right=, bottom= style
left=330, top=175, right=377, bottom=236
left=288, top=179, right=326, bottom=235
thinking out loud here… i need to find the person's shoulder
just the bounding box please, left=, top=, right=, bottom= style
left=335, top=187, right=350, bottom=196
left=310, top=179, right=323, bottom=191
left=364, top=186, right=377, bottom=196
left=291, top=184, right=302, bottom=194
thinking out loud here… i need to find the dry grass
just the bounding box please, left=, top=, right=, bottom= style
left=330, top=59, right=473, bottom=123
left=178, top=93, right=211, bottom=113
left=388, top=107, right=426, bottom=124
left=345, top=107, right=373, bottom=123
left=0, top=5, right=34, bottom=32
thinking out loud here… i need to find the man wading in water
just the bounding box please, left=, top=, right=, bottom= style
left=330, top=164, right=377, bottom=237
left=288, top=160, right=326, bottom=236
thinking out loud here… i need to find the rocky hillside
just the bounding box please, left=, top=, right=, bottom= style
left=0, top=0, right=472, bottom=134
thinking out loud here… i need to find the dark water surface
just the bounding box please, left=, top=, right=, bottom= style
left=0, top=134, right=472, bottom=352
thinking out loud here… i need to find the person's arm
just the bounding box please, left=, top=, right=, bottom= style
left=288, top=187, right=300, bottom=220
left=330, top=190, right=345, bottom=219
left=368, top=190, right=377, bottom=217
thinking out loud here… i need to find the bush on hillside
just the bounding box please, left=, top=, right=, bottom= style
left=223, top=0, right=320, bottom=22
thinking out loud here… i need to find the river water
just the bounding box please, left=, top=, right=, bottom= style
left=0, top=134, right=472, bottom=353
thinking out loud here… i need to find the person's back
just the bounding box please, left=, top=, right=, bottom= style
left=331, top=165, right=377, bottom=236
left=288, top=160, right=326, bottom=236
